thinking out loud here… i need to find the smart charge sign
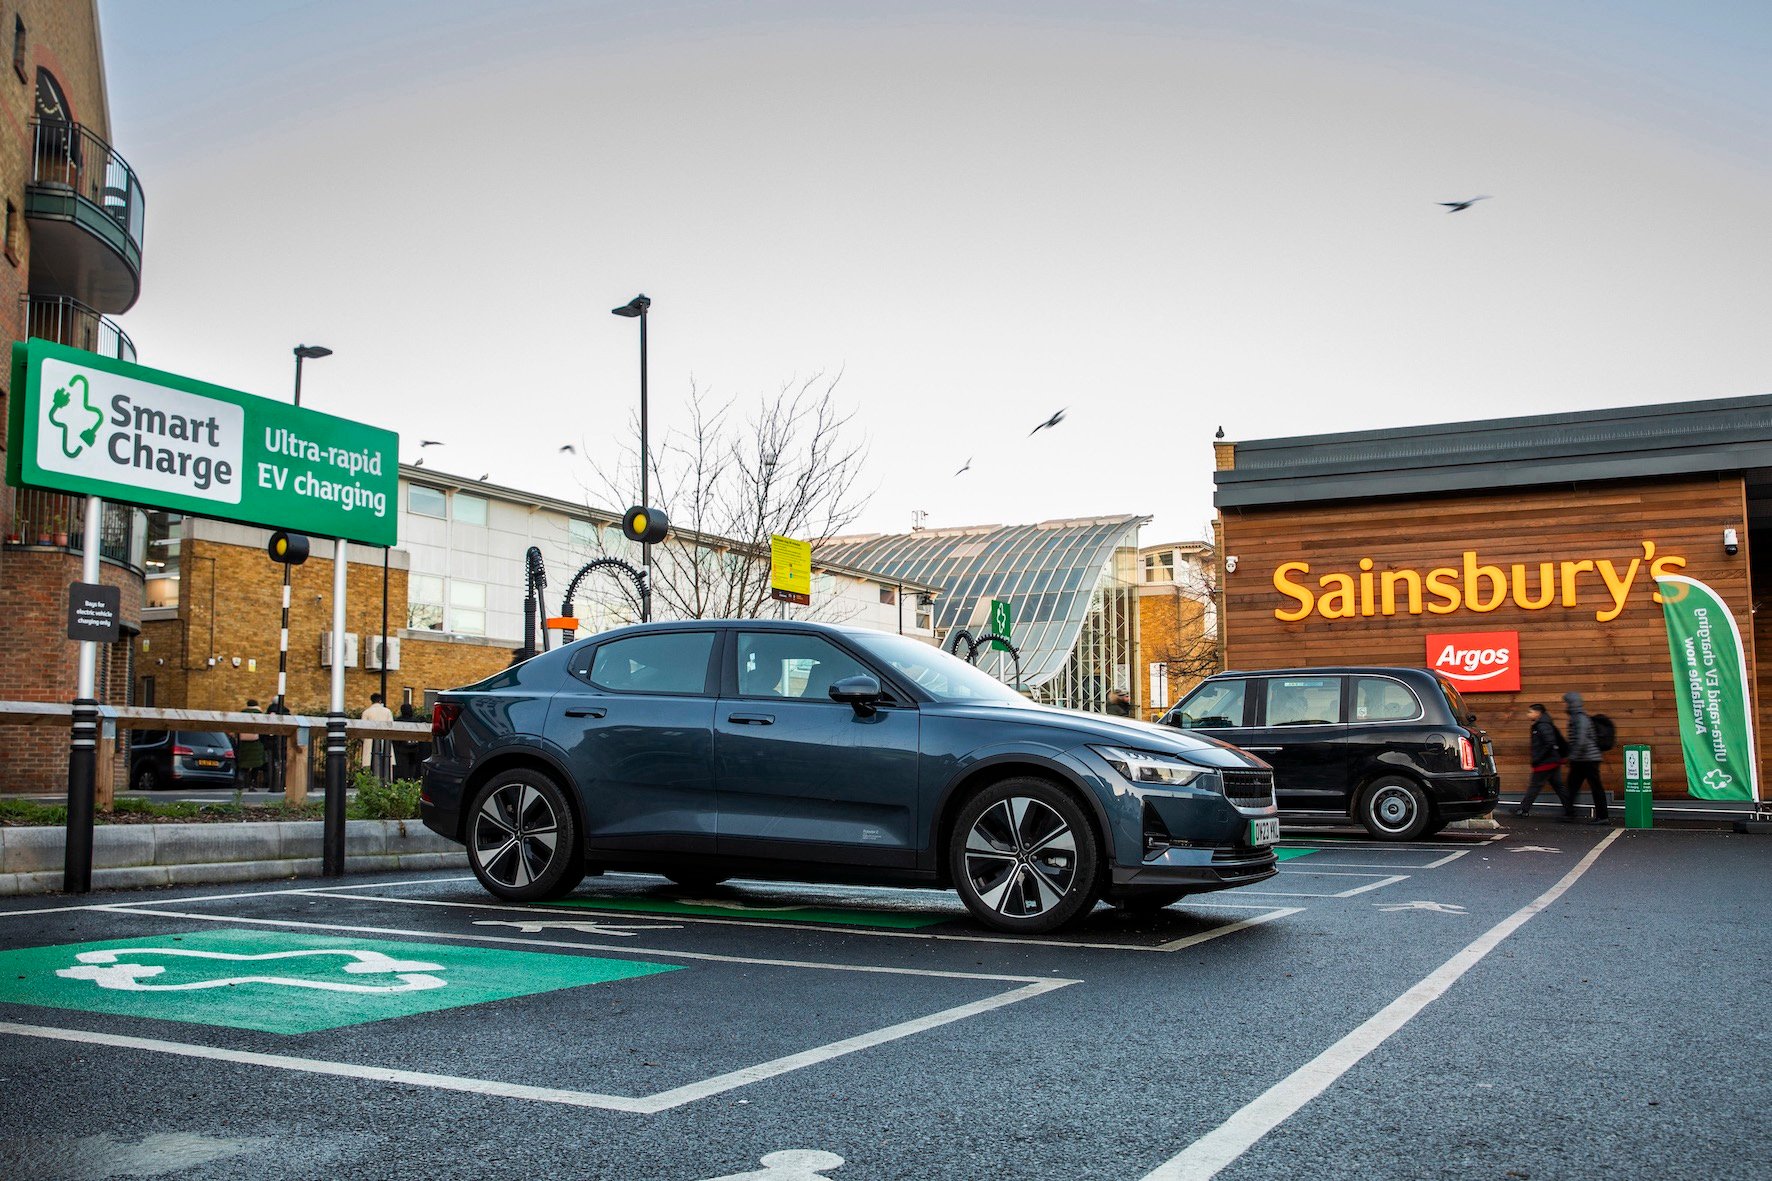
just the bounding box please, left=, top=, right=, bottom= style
left=7, top=339, right=397, bottom=547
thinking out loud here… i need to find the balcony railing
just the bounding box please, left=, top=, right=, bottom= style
left=29, top=119, right=145, bottom=258
left=21, top=294, right=136, bottom=364
left=3, top=488, right=145, bottom=572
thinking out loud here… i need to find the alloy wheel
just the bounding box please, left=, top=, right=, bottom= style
left=472, top=781, right=561, bottom=889
left=962, top=796, right=1078, bottom=919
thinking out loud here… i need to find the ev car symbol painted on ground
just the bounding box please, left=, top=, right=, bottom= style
left=57, top=947, right=448, bottom=994
left=699, top=1149, right=847, bottom=1181
left=474, top=919, right=684, bottom=938
left=0, top=929, right=681, bottom=1034
left=1376, top=901, right=1469, bottom=914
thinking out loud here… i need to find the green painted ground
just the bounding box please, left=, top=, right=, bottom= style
left=549, top=895, right=952, bottom=929
left=1274, top=846, right=1319, bottom=861
left=0, top=928, right=680, bottom=1035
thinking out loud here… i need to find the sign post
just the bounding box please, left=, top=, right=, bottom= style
left=1623, top=744, right=1653, bottom=830
left=6, top=339, right=397, bottom=892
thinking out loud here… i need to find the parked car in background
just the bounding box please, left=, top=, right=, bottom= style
left=1159, top=666, right=1499, bottom=840
left=422, top=620, right=1281, bottom=933
left=128, top=730, right=237, bottom=792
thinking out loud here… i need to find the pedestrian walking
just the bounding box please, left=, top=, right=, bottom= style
left=235, top=698, right=267, bottom=791
left=362, top=692, right=395, bottom=779
left=393, top=700, right=429, bottom=782
left=1563, top=691, right=1610, bottom=824
left=1512, top=703, right=1573, bottom=818
left=1106, top=687, right=1133, bottom=717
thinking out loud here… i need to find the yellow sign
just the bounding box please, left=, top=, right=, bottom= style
left=769, top=534, right=812, bottom=605
left=1271, top=542, right=1688, bottom=623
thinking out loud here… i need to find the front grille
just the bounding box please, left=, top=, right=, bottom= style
left=1221, top=769, right=1275, bottom=807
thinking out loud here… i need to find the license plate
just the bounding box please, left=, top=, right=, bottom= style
left=1249, top=817, right=1280, bottom=847
left=196, top=758, right=221, bottom=768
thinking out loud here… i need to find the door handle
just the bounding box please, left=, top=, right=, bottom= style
left=1243, top=746, right=1283, bottom=753
left=564, top=707, right=606, bottom=719
left=727, top=713, right=775, bottom=726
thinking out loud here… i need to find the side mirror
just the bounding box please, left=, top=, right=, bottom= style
left=829, top=675, right=883, bottom=716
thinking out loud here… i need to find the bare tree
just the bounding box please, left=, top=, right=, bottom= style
left=572, top=374, right=871, bottom=623
left=1144, top=540, right=1222, bottom=710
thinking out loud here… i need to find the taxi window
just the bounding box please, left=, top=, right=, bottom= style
left=1174, top=679, right=1248, bottom=729
left=1264, top=676, right=1343, bottom=726
left=1353, top=677, right=1422, bottom=723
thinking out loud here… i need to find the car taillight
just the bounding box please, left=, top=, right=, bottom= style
left=433, top=703, right=461, bottom=736
left=1458, top=736, right=1476, bottom=771
left=172, top=744, right=193, bottom=756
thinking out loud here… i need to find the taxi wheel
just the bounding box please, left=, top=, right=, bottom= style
left=1358, top=776, right=1432, bottom=841
left=466, top=770, right=585, bottom=902
left=950, top=777, right=1102, bottom=934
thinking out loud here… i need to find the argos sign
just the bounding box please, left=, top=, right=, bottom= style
left=1427, top=630, right=1520, bottom=693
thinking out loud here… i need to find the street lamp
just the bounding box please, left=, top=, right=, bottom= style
left=292, top=344, right=332, bottom=408
left=611, top=295, right=653, bottom=621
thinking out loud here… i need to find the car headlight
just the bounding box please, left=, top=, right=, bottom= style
left=1091, top=745, right=1209, bottom=787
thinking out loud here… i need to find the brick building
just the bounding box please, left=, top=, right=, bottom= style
left=0, top=2, right=148, bottom=791
left=1137, top=540, right=1217, bottom=718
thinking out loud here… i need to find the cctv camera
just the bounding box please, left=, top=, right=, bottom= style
left=1724, top=528, right=1740, bottom=556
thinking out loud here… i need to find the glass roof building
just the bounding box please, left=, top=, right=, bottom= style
left=819, top=515, right=1149, bottom=711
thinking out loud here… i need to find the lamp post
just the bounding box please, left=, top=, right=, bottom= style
left=292, top=344, right=332, bottom=408
left=611, top=295, right=652, bottom=621
left=276, top=345, right=330, bottom=792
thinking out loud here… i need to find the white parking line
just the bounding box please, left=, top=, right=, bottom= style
left=1138, top=828, right=1621, bottom=1181
left=1233, top=874, right=1409, bottom=899
left=0, top=877, right=477, bottom=920
left=1298, top=849, right=1472, bottom=870
left=0, top=979, right=1071, bottom=1114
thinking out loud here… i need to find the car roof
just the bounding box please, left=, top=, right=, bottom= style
left=1214, top=667, right=1440, bottom=679
left=583, top=618, right=872, bottom=639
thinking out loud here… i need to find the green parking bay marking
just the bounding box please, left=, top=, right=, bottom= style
left=0, top=929, right=679, bottom=1035
left=547, top=896, right=951, bottom=929
left=1274, top=847, right=1319, bottom=862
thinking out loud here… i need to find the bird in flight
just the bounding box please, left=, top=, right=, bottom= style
left=1440, top=195, right=1490, bottom=213
left=559, top=444, right=577, bottom=455
left=418, top=439, right=445, bottom=447
left=1029, top=409, right=1066, bottom=436
left=954, top=457, right=972, bottom=477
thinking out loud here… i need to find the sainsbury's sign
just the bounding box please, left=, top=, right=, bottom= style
left=1427, top=630, right=1520, bottom=693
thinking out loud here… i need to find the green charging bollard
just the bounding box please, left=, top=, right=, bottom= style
left=1624, top=744, right=1653, bottom=829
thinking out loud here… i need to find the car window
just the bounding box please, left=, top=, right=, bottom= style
left=136, top=730, right=168, bottom=746
left=179, top=731, right=232, bottom=747
left=736, top=632, right=871, bottom=701
left=1353, top=677, right=1422, bottom=723
left=1436, top=676, right=1472, bottom=722
left=1174, top=679, right=1248, bottom=729
left=848, top=631, right=1021, bottom=703
left=1264, top=676, right=1342, bottom=726
left=586, top=631, right=716, bottom=695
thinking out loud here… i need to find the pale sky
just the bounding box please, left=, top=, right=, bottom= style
left=97, top=0, right=1771, bottom=550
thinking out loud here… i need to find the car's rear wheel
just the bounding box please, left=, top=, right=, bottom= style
left=134, top=765, right=158, bottom=792
left=949, top=777, right=1102, bottom=934
left=1110, top=888, right=1189, bottom=913
left=1357, top=776, right=1432, bottom=841
left=466, top=769, right=585, bottom=902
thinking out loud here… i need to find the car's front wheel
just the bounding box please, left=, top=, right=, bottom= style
left=466, top=770, right=585, bottom=902
left=949, top=778, right=1102, bottom=934
left=1357, top=776, right=1432, bottom=841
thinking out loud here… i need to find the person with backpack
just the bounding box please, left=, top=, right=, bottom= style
left=1512, top=703, right=1574, bottom=818
left=1563, top=691, right=1611, bottom=824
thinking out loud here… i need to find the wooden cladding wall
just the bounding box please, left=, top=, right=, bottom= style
left=1221, top=474, right=1755, bottom=800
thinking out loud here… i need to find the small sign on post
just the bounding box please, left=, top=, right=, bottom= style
left=988, top=598, right=1014, bottom=651
left=66, top=582, right=121, bottom=643
left=1624, top=744, right=1653, bottom=829
left=769, top=534, right=812, bottom=605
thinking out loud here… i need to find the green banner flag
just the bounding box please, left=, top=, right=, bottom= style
left=1658, top=574, right=1759, bottom=802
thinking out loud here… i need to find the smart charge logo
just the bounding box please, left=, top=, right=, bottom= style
left=36, top=359, right=244, bottom=504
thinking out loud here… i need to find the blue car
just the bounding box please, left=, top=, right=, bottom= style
left=421, top=620, right=1279, bottom=933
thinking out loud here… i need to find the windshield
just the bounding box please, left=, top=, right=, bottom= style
left=848, top=632, right=1026, bottom=704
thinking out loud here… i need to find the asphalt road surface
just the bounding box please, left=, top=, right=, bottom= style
left=0, top=818, right=1765, bottom=1180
